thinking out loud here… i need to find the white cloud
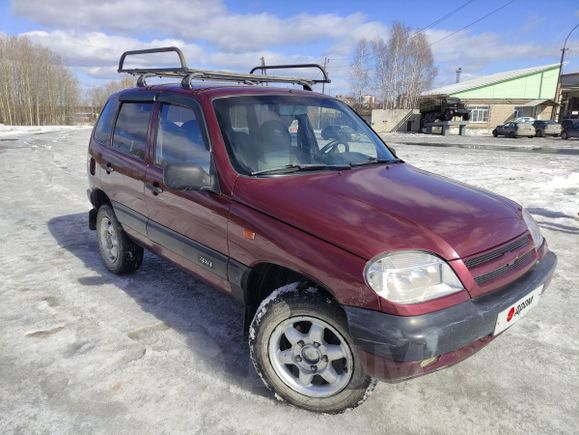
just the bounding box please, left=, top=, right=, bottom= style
left=12, top=0, right=225, bottom=36
left=10, top=0, right=566, bottom=95
left=13, top=0, right=387, bottom=52
left=22, top=30, right=203, bottom=73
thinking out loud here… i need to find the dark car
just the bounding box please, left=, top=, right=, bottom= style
left=492, top=122, right=536, bottom=138
left=532, top=120, right=562, bottom=137
left=561, top=119, right=576, bottom=130
left=561, top=120, right=579, bottom=139
left=87, top=47, right=557, bottom=413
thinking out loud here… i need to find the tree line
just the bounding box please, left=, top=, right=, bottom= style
left=0, top=35, right=79, bottom=125
left=0, top=35, right=135, bottom=126
left=349, top=22, right=437, bottom=110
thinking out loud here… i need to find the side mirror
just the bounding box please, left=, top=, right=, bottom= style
left=163, top=163, right=214, bottom=191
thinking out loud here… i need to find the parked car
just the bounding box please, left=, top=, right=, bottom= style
left=532, top=120, right=562, bottom=137
left=561, top=120, right=579, bottom=139
left=513, top=116, right=535, bottom=123
left=492, top=122, right=536, bottom=138
left=560, top=119, right=576, bottom=130
left=87, top=47, right=557, bottom=413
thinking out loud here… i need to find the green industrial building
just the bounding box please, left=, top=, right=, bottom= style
left=422, top=64, right=560, bottom=129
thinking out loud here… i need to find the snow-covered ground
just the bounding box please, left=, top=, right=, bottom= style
left=0, top=127, right=578, bottom=434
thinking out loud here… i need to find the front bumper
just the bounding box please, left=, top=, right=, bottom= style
left=345, top=250, right=557, bottom=381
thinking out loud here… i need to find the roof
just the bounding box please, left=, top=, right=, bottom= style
left=423, top=64, right=560, bottom=96
left=522, top=99, right=558, bottom=107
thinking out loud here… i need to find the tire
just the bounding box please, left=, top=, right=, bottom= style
left=561, top=131, right=568, bottom=140
left=536, top=129, right=543, bottom=137
left=96, top=204, right=144, bottom=274
left=249, top=284, right=377, bottom=413
left=492, top=130, right=498, bottom=137
left=509, top=131, right=516, bottom=138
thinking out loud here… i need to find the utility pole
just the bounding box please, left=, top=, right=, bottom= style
left=260, top=56, right=266, bottom=75
left=455, top=67, right=462, bottom=83
left=321, top=57, right=329, bottom=94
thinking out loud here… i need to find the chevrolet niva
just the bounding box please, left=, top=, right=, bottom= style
left=87, top=48, right=557, bottom=413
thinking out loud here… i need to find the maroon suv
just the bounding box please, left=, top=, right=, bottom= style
left=87, top=48, right=557, bottom=413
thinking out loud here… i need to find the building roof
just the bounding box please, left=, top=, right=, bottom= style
left=423, top=64, right=560, bottom=96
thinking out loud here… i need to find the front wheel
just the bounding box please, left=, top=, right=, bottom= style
left=561, top=131, right=568, bottom=140
left=249, top=285, right=376, bottom=413
left=492, top=130, right=498, bottom=137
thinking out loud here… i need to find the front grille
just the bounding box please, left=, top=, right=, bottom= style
left=465, top=235, right=531, bottom=269
left=474, top=250, right=535, bottom=285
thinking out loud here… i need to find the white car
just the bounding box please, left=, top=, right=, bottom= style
left=513, top=117, right=535, bottom=123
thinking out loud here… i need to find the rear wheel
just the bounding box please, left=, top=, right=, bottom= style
left=561, top=131, right=568, bottom=140
left=492, top=130, right=498, bottom=137
left=96, top=204, right=143, bottom=274
left=249, top=285, right=376, bottom=413
left=509, top=131, right=516, bottom=138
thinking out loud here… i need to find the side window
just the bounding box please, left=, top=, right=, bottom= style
left=155, top=103, right=210, bottom=171
left=93, top=98, right=118, bottom=144
left=112, top=102, right=153, bottom=159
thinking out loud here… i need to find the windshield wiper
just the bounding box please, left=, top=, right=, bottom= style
left=251, top=163, right=351, bottom=176
left=350, top=157, right=403, bottom=167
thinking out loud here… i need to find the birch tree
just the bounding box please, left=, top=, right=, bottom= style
left=0, top=35, right=79, bottom=125
left=348, top=39, right=372, bottom=111
left=349, top=21, right=437, bottom=110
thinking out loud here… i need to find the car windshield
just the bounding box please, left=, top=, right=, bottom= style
left=213, top=95, right=397, bottom=175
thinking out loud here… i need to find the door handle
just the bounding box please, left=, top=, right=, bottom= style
left=145, top=182, right=164, bottom=196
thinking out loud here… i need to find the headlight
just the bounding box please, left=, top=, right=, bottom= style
left=522, top=209, right=544, bottom=250
left=364, top=251, right=463, bottom=304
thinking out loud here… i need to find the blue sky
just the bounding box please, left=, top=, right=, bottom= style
left=1, top=0, right=578, bottom=95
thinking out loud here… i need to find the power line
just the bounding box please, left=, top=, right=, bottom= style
left=430, top=0, right=517, bottom=45
left=330, top=0, right=477, bottom=66
left=415, top=0, right=476, bottom=33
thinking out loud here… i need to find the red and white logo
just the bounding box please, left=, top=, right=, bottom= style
left=507, top=307, right=515, bottom=322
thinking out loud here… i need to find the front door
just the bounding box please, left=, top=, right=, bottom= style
left=144, top=95, right=231, bottom=289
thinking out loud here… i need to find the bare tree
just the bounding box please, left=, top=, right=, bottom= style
left=348, top=39, right=372, bottom=111
left=88, top=76, right=135, bottom=114
left=349, top=21, right=437, bottom=110
left=0, top=35, right=79, bottom=125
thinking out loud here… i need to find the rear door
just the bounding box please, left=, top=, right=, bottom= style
left=100, top=93, right=155, bottom=236
left=144, top=94, right=231, bottom=289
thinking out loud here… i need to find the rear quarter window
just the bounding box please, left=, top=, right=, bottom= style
left=93, top=98, right=118, bottom=145
left=111, top=102, right=153, bottom=160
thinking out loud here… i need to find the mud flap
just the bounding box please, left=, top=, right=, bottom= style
left=89, top=208, right=97, bottom=230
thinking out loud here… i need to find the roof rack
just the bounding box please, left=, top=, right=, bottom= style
left=118, top=46, right=330, bottom=91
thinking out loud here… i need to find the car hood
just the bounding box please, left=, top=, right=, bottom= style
left=233, top=163, right=527, bottom=260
